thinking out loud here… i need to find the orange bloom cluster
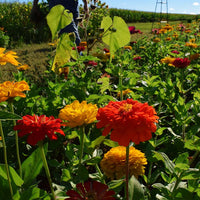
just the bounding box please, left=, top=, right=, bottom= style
left=0, top=81, right=30, bottom=102
left=96, top=99, right=159, bottom=146
left=0, top=48, right=20, bottom=66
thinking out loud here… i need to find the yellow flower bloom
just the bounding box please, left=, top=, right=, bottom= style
left=0, top=48, right=20, bottom=66
left=185, top=29, right=191, bottom=33
left=79, top=41, right=87, bottom=47
left=117, top=89, right=132, bottom=97
left=185, top=42, right=198, bottom=48
left=0, top=81, right=30, bottom=102
left=165, top=37, right=171, bottom=41
left=124, top=46, right=132, bottom=50
left=160, top=57, right=176, bottom=65
left=17, top=64, right=29, bottom=71
left=100, top=146, right=147, bottom=179
left=58, top=100, right=98, bottom=128
left=153, top=37, right=161, bottom=43
left=159, top=29, right=167, bottom=34
left=189, top=38, right=195, bottom=43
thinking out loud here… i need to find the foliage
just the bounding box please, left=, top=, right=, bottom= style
left=1, top=2, right=200, bottom=200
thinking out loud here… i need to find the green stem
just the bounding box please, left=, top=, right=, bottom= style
left=119, top=65, right=123, bottom=101
left=9, top=102, right=22, bottom=178
left=0, top=121, right=14, bottom=199
left=125, top=145, right=130, bottom=200
left=79, top=126, right=85, bottom=165
left=38, top=141, right=56, bottom=200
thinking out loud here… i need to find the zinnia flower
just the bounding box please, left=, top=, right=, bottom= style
left=85, top=61, right=98, bottom=66
left=96, top=99, right=159, bottom=146
left=172, top=58, right=191, bottom=68
left=17, top=64, right=30, bottom=71
left=160, top=57, right=176, bottom=65
left=153, top=37, right=161, bottom=43
left=0, top=48, right=20, bottom=66
left=14, top=115, right=65, bottom=146
left=65, top=180, right=115, bottom=200
left=100, top=146, right=147, bottom=179
left=0, top=81, right=30, bottom=102
left=171, top=50, right=180, bottom=54
left=185, top=42, right=198, bottom=48
left=117, top=89, right=132, bottom=97
left=124, top=46, right=132, bottom=50
left=59, top=100, right=98, bottom=128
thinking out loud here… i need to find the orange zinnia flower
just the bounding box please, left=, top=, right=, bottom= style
left=0, top=81, right=30, bottom=102
left=0, top=48, right=20, bottom=66
left=96, top=99, right=159, bottom=146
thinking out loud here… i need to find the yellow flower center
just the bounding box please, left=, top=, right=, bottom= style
left=119, top=103, right=133, bottom=113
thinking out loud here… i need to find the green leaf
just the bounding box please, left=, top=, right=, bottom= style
left=0, top=110, right=22, bottom=121
left=103, top=139, right=119, bottom=147
left=52, top=33, right=74, bottom=71
left=101, top=16, right=130, bottom=58
left=152, top=151, right=175, bottom=174
left=129, top=175, right=145, bottom=200
left=184, top=136, right=200, bottom=151
left=21, top=143, right=48, bottom=187
left=61, top=169, right=71, bottom=182
left=0, top=164, right=24, bottom=199
left=97, top=77, right=110, bottom=94
left=46, top=5, right=73, bottom=40
left=19, top=185, right=51, bottom=200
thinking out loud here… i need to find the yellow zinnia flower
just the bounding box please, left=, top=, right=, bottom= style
left=17, top=64, right=29, bottom=71
left=160, top=57, right=176, bottom=65
left=124, top=46, right=132, bottom=50
left=100, top=146, right=147, bottom=179
left=0, top=48, right=20, bottom=66
left=58, top=100, right=98, bottom=128
left=0, top=81, right=30, bottom=102
left=117, top=89, right=132, bottom=97
left=153, top=37, right=161, bottom=43
left=185, top=42, right=198, bottom=48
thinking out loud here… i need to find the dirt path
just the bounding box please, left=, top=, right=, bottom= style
left=1, top=43, right=55, bottom=82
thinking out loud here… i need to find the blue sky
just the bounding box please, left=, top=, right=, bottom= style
left=101, top=0, right=200, bottom=15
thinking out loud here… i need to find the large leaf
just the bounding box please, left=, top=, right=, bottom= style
left=21, top=143, right=48, bottom=187
left=129, top=175, right=145, bottom=200
left=46, top=5, right=73, bottom=40
left=0, top=164, right=24, bottom=199
left=52, top=33, right=75, bottom=71
left=0, top=110, right=22, bottom=121
left=101, top=16, right=130, bottom=57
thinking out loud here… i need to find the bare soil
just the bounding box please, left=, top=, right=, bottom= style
left=1, top=43, right=55, bottom=82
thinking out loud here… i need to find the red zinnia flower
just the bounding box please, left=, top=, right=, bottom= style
left=14, top=115, right=65, bottom=146
left=103, top=48, right=110, bottom=53
left=72, top=46, right=85, bottom=53
left=171, top=50, right=180, bottom=54
left=87, top=60, right=98, bottom=66
left=96, top=99, right=159, bottom=146
left=65, top=180, right=115, bottom=200
left=172, top=57, right=190, bottom=68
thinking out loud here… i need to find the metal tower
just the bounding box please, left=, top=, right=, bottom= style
left=152, top=0, right=169, bottom=30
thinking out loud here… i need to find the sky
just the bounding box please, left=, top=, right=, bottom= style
left=101, top=0, right=200, bottom=15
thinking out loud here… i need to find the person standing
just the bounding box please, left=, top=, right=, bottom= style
left=31, top=0, right=89, bottom=45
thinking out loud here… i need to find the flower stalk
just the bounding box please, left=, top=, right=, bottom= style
left=9, top=101, right=22, bottom=178
left=38, top=141, right=56, bottom=200
left=0, top=121, right=14, bottom=199
left=125, top=145, right=130, bottom=200
left=79, top=126, right=85, bottom=165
